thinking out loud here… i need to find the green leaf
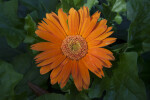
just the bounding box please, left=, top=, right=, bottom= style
left=60, top=0, right=75, bottom=12
left=35, top=93, right=66, bottom=100
left=24, top=15, right=36, bottom=35
left=110, top=0, right=126, bottom=13
left=0, top=0, right=18, bottom=23
left=127, top=0, right=150, bottom=53
left=97, top=3, right=116, bottom=24
left=0, top=0, right=25, bottom=48
left=59, top=0, right=85, bottom=13
left=89, top=52, right=147, bottom=100
left=0, top=37, right=21, bottom=60
left=105, top=52, right=146, bottom=100
left=40, top=0, right=59, bottom=12
left=24, top=35, right=35, bottom=43
left=60, top=79, right=90, bottom=100
left=84, top=0, right=98, bottom=10
left=88, top=76, right=110, bottom=99
left=66, top=92, right=90, bottom=100
left=20, top=0, right=59, bottom=19
left=138, top=55, right=150, bottom=83
left=0, top=60, right=23, bottom=100
left=11, top=53, right=49, bottom=98
left=98, top=0, right=126, bottom=24
left=114, top=14, right=123, bottom=24
left=24, top=15, right=36, bottom=43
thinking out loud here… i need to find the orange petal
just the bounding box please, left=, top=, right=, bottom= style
left=50, top=58, right=69, bottom=79
left=100, top=59, right=112, bottom=68
left=50, top=66, right=63, bottom=79
left=88, top=40, right=102, bottom=47
left=38, top=21, right=63, bottom=40
left=105, top=26, right=112, bottom=33
left=82, top=55, right=102, bottom=78
left=95, top=48, right=113, bottom=55
left=79, top=16, right=90, bottom=35
left=82, top=11, right=101, bottom=38
left=49, top=55, right=66, bottom=70
left=40, top=65, right=51, bottom=75
left=82, top=17, right=99, bottom=38
left=78, top=8, right=84, bottom=34
left=71, top=60, right=83, bottom=91
left=83, top=6, right=89, bottom=18
left=85, top=54, right=105, bottom=77
left=37, top=23, right=47, bottom=31
left=51, top=75, right=59, bottom=85
left=31, top=42, right=60, bottom=51
left=35, top=30, right=62, bottom=44
left=37, top=54, right=61, bottom=67
left=88, top=48, right=115, bottom=60
left=58, top=8, right=69, bottom=34
left=78, top=60, right=90, bottom=87
left=46, top=13, right=66, bottom=36
left=78, top=6, right=89, bottom=34
left=87, top=54, right=103, bottom=69
left=97, top=19, right=107, bottom=27
left=95, top=31, right=114, bottom=41
left=86, top=25, right=107, bottom=41
left=93, top=38, right=117, bottom=48
left=88, top=54, right=112, bottom=68
left=68, top=8, right=79, bottom=35
left=58, top=59, right=71, bottom=84
left=35, top=49, right=61, bottom=62
left=43, top=18, right=65, bottom=40
left=82, top=80, right=89, bottom=90
left=60, top=76, right=69, bottom=88
left=92, top=11, right=101, bottom=19
left=74, top=71, right=83, bottom=91
left=71, top=60, right=78, bottom=80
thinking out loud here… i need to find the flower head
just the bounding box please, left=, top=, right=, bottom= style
left=31, top=6, right=116, bottom=91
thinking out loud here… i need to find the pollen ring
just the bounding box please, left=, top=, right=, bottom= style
left=61, top=35, right=88, bottom=60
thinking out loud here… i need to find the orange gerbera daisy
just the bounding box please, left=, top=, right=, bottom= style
left=31, top=6, right=116, bottom=91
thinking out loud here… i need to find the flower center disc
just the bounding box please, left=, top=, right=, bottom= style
left=61, top=35, right=88, bottom=60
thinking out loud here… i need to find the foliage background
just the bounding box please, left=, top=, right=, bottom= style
left=0, top=0, right=150, bottom=100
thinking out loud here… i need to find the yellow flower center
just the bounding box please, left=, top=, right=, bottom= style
left=61, top=35, right=88, bottom=60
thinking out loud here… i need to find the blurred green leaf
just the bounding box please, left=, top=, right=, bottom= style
left=0, top=37, right=21, bottom=60
left=35, top=93, right=66, bottom=100
left=139, top=52, right=150, bottom=99
left=98, top=0, right=126, bottom=24
left=66, top=92, right=90, bottom=100
left=24, top=35, right=35, bottom=44
left=84, top=0, right=98, bottom=10
left=61, top=0, right=74, bottom=12
left=104, top=52, right=146, bottom=100
left=24, top=15, right=36, bottom=35
left=0, top=0, right=25, bottom=48
left=110, top=0, right=126, bottom=13
left=20, top=0, right=59, bottom=19
left=97, top=3, right=116, bottom=24
left=60, top=0, right=85, bottom=13
left=55, top=78, right=90, bottom=100
left=24, top=15, right=36, bottom=43
left=11, top=53, right=49, bottom=98
left=114, top=14, right=122, bottom=24
left=88, top=76, right=110, bottom=98
left=0, top=0, right=18, bottom=23
left=59, top=0, right=100, bottom=13
left=127, top=0, right=150, bottom=53
left=60, top=0, right=99, bottom=13
left=89, top=52, right=146, bottom=100
left=138, top=54, right=150, bottom=83
left=0, top=60, right=23, bottom=100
